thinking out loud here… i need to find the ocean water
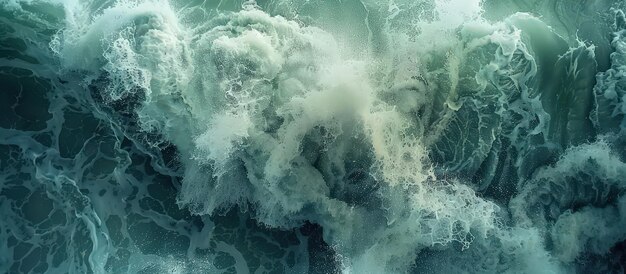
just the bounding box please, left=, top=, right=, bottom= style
left=1, top=0, right=626, bottom=273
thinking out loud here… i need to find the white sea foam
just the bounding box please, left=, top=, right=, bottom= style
left=3, top=0, right=626, bottom=272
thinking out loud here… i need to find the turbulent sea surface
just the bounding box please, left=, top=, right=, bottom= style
left=2, top=0, right=626, bottom=273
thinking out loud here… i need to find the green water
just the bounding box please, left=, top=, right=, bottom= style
left=1, top=0, right=626, bottom=273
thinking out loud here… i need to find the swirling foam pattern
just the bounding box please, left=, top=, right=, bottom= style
left=1, top=0, right=626, bottom=273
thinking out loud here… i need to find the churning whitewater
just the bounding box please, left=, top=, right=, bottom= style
left=1, top=0, right=626, bottom=273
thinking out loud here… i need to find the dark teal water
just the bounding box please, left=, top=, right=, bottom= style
left=1, top=0, right=626, bottom=273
